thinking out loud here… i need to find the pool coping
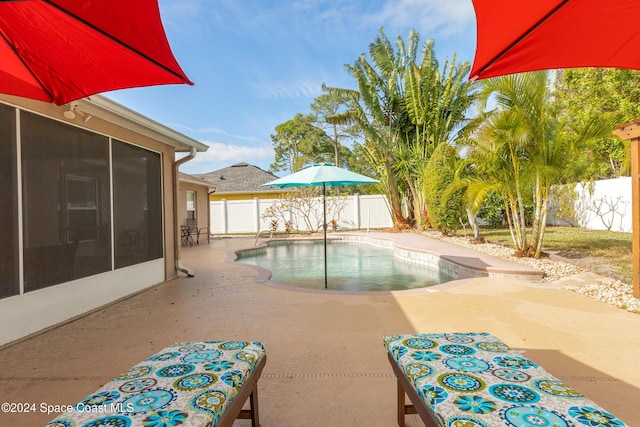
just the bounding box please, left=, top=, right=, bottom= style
left=229, top=232, right=544, bottom=295
left=341, top=232, right=544, bottom=281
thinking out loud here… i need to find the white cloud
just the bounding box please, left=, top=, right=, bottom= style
left=366, top=0, right=475, bottom=37
left=159, top=0, right=204, bottom=34
left=256, top=79, right=325, bottom=100
left=199, top=141, right=273, bottom=162
left=170, top=123, right=263, bottom=143
left=178, top=141, right=274, bottom=174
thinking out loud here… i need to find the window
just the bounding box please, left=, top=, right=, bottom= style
left=0, top=104, right=18, bottom=298
left=0, top=107, right=166, bottom=300
left=66, top=175, right=99, bottom=242
left=113, top=140, right=163, bottom=269
left=186, top=190, right=196, bottom=220
left=21, top=111, right=111, bottom=291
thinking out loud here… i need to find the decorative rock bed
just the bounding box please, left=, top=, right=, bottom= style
left=421, top=231, right=640, bottom=314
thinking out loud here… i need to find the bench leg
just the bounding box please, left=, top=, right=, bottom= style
left=237, top=383, right=260, bottom=427
left=250, top=383, right=260, bottom=427
left=388, top=353, right=441, bottom=427
left=397, top=378, right=421, bottom=427
left=397, top=378, right=406, bottom=427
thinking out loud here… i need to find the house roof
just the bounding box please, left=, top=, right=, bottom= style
left=194, top=162, right=284, bottom=194
left=179, top=172, right=216, bottom=191
left=0, top=94, right=208, bottom=153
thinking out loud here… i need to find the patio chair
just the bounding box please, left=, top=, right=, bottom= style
left=181, top=224, right=196, bottom=246
left=186, top=218, right=209, bottom=244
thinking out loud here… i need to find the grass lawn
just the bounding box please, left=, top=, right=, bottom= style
left=457, top=226, right=633, bottom=281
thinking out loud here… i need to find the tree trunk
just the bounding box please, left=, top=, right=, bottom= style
left=384, top=164, right=406, bottom=226
left=332, top=123, right=340, bottom=167
left=504, top=198, right=518, bottom=247
left=516, top=187, right=527, bottom=251
left=466, top=206, right=480, bottom=240
left=507, top=195, right=527, bottom=255
left=533, top=181, right=550, bottom=258
left=534, top=201, right=549, bottom=258
left=528, top=176, right=543, bottom=257
left=406, top=179, right=422, bottom=228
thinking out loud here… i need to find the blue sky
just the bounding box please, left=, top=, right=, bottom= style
left=105, top=0, right=477, bottom=176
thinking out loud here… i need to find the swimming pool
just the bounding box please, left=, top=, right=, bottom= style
left=235, top=239, right=455, bottom=291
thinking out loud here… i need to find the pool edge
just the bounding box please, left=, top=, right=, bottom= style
left=229, top=232, right=544, bottom=295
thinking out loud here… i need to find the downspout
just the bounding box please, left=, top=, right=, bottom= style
left=173, top=147, right=196, bottom=277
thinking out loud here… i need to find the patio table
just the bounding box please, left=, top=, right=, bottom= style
left=45, top=340, right=266, bottom=427
left=384, top=332, right=627, bottom=427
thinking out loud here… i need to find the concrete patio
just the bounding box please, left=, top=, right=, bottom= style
left=1, top=232, right=639, bottom=426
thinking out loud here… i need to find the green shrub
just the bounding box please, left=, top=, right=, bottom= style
left=423, top=143, right=465, bottom=234
left=478, top=190, right=505, bottom=227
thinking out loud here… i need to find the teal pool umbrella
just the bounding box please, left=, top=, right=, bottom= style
left=262, top=163, right=378, bottom=288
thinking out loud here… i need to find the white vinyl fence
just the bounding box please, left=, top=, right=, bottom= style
left=549, top=177, right=632, bottom=232
left=210, top=194, right=393, bottom=235
left=209, top=178, right=632, bottom=235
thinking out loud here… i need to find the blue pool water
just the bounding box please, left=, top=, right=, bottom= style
left=235, top=240, right=454, bottom=291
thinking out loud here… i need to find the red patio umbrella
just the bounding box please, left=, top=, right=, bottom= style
left=0, top=0, right=192, bottom=106
left=469, top=0, right=640, bottom=81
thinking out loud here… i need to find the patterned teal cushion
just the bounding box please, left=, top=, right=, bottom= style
left=46, top=341, right=265, bottom=427
left=385, top=333, right=627, bottom=427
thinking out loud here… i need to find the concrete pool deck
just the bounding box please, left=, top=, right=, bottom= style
left=1, top=232, right=639, bottom=426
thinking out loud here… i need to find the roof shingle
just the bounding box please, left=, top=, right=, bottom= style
left=194, top=162, right=282, bottom=194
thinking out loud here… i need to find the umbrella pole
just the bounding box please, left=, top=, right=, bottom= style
left=323, top=182, right=327, bottom=289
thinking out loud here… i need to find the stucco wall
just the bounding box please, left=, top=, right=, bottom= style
left=178, top=181, right=210, bottom=231
left=0, top=95, right=183, bottom=345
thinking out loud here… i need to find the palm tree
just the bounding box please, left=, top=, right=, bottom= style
left=465, top=71, right=615, bottom=257
left=464, top=109, right=531, bottom=253
left=326, top=29, right=475, bottom=228
left=402, top=37, right=475, bottom=227
left=324, top=29, right=410, bottom=226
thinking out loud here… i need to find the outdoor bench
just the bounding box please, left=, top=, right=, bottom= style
left=384, top=332, right=627, bottom=427
left=45, top=340, right=266, bottom=427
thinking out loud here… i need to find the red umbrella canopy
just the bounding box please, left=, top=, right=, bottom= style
left=470, top=0, right=640, bottom=80
left=0, top=0, right=193, bottom=105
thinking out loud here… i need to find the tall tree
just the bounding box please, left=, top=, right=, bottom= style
left=309, top=92, right=360, bottom=167
left=464, top=105, right=531, bottom=253
left=323, top=29, right=410, bottom=225
left=400, top=36, right=475, bottom=227
left=270, top=113, right=332, bottom=173
left=553, top=68, right=640, bottom=178
left=466, top=72, right=614, bottom=257
left=324, top=29, right=474, bottom=227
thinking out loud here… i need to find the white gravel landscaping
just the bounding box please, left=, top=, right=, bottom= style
left=420, top=230, right=640, bottom=314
